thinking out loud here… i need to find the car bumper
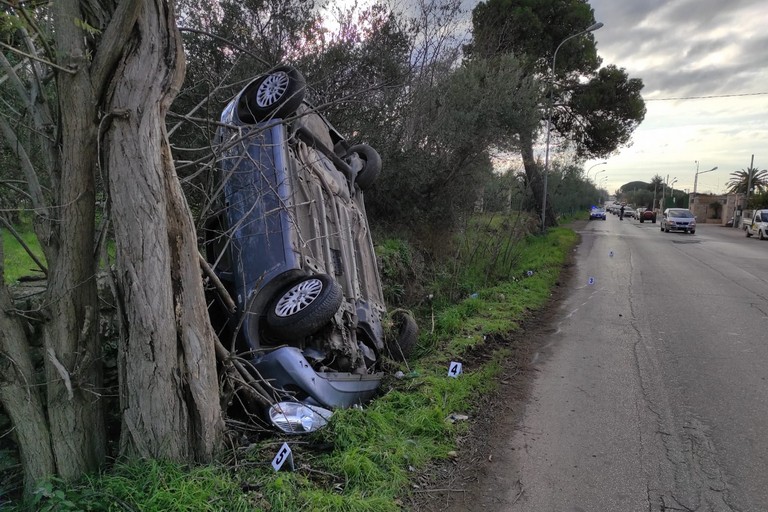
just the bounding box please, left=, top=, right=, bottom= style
left=667, top=225, right=695, bottom=231
left=253, top=347, right=382, bottom=409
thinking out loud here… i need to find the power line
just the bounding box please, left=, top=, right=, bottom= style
left=645, top=91, right=768, bottom=101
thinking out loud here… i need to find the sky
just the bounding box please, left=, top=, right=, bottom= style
left=582, top=0, right=768, bottom=195
left=327, top=0, right=768, bottom=196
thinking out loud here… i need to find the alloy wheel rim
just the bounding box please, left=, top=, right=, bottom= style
left=274, top=278, right=323, bottom=317
left=256, top=72, right=289, bottom=108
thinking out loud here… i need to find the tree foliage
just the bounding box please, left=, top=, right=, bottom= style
left=468, top=0, right=646, bottom=227
left=725, top=167, right=768, bottom=195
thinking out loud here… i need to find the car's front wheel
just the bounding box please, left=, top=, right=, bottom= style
left=267, top=274, right=343, bottom=339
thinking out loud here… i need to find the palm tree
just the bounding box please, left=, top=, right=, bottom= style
left=726, top=167, right=768, bottom=194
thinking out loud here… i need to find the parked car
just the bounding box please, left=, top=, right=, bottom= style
left=589, top=207, right=606, bottom=220
left=205, top=65, right=417, bottom=432
left=638, top=207, right=657, bottom=223
left=744, top=209, right=768, bottom=239
left=660, top=208, right=696, bottom=234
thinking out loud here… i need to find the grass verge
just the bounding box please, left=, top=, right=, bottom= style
left=7, top=224, right=578, bottom=511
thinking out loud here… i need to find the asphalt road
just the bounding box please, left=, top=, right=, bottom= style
left=504, top=216, right=768, bottom=511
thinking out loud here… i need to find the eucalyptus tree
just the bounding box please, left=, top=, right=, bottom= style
left=0, top=0, right=222, bottom=495
left=468, top=0, right=646, bottom=227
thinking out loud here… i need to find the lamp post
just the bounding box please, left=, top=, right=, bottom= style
left=692, top=161, right=717, bottom=216
left=662, top=175, right=676, bottom=210
left=587, top=161, right=607, bottom=180
left=599, top=176, right=608, bottom=202
left=692, top=161, right=718, bottom=199
left=541, top=21, right=604, bottom=233
left=593, top=168, right=606, bottom=184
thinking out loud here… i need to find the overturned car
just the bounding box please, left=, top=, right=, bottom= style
left=205, top=66, right=417, bottom=432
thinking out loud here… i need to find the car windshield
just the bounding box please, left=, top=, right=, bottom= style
left=669, top=210, right=694, bottom=218
left=761, top=212, right=768, bottom=222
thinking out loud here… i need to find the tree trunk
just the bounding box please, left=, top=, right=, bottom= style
left=520, top=130, right=558, bottom=229
left=40, top=0, right=106, bottom=481
left=0, top=249, right=54, bottom=494
left=103, top=0, right=223, bottom=461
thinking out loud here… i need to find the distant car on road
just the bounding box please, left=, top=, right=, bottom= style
left=638, top=207, right=657, bottom=223
left=589, top=207, right=606, bottom=220
left=660, top=208, right=696, bottom=234
left=622, top=205, right=635, bottom=219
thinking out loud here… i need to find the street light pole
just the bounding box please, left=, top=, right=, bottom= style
left=692, top=161, right=718, bottom=198
left=541, top=21, right=604, bottom=233
left=692, top=162, right=717, bottom=216
left=587, top=161, right=607, bottom=180
left=593, top=168, right=606, bottom=184
left=598, top=176, right=608, bottom=204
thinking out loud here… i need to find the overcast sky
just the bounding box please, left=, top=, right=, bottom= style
left=584, top=0, right=768, bottom=195
left=340, top=0, right=767, bottom=195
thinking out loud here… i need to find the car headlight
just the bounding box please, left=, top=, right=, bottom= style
left=268, top=402, right=333, bottom=433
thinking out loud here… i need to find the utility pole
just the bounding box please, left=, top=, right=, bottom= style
left=745, top=154, right=755, bottom=208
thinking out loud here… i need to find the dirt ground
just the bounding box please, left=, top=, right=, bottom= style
left=406, top=235, right=580, bottom=511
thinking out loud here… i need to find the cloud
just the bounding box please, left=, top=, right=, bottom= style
left=582, top=0, right=768, bottom=191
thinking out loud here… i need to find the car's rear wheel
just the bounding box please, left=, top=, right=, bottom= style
left=386, top=311, right=418, bottom=361
left=237, top=66, right=306, bottom=123
left=346, top=144, right=382, bottom=190
left=690, top=230, right=695, bottom=234
left=267, top=274, right=342, bottom=339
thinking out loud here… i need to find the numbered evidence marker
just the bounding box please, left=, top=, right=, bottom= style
left=448, top=361, right=463, bottom=378
left=271, top=442, right=295, bottom=472
left=588, top=277, right=595, bottom=286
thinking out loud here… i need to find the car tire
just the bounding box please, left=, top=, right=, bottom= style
left=690, top=230, right=695, bottom=234
left=386, top=311, right=418, bottom=361
left=640, top=218, right=644, bottom=223
left=267, top=274, right=343, bottom=339
left=746, top=230, right=752, bottom=238
left=237, top=66, right=306, bottom=123
left=652, top=219, right=656, bottom=223
left=347, top=144, right=382, bottom=190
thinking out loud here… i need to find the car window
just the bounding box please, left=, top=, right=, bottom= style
left=761, top=212, right=768, bottom=222
left=669, top=210, right=693, bottom=218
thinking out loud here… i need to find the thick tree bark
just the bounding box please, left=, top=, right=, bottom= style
left=104, top=0, right=223, bottom=461
left=520, top=130, right=557, bottom=229
left=0, top=249, right=54, bottom=494
left=40, top=0, right=106, bottom=481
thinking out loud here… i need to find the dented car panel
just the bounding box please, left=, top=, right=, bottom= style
left=208, top=67, right=402, bottom=412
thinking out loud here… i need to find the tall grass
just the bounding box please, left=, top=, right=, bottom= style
left=5, top=216, right=579, bottom=511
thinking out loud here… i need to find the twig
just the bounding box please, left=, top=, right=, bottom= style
left=198, top=251, right=235, bottom=313
left=0, top=215, right=47, bottom=275
left=47, top=347, right=73, bottom=400
left=0, top=40, right=75, bottom=74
